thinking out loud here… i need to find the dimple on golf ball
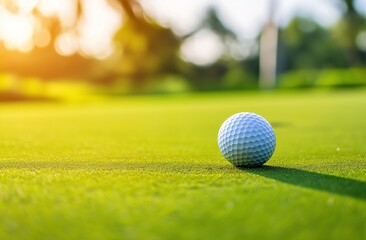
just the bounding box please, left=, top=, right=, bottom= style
left=218, top=112, right=276, bottom=167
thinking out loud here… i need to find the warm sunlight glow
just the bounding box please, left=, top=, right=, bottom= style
left=78, top=0, right=121, bottom=59
left=0, top=9, right=34, bottom=52
left=38, top=0, right=77, bottom=28
left=15, top=0, right=39, bottom=13
left=0, top=0, right=122, bottom=59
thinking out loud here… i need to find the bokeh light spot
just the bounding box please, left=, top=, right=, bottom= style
left=0, top=11, right=34, bottom=51
left=180, top=29, right=224, bottom=66
left=55, top=33, right=78, bottom=56
left=356, top=32, right=366, bottom=52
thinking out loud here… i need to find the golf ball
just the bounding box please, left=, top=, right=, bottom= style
left=218, top=112, right=276, bottom=167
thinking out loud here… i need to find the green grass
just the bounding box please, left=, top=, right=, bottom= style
left=0, top=89, right=365, bottom=239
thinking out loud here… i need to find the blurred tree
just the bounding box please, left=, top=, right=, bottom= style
left=184, top=6, right=239, bottom=59
left=279, top=17, right=348, bottom=72
left=98, top=0, right=182, bottom=90
left=0, top=0, right=183, bottom=90
left=182, top=6, right=257, bottom=91
left=187, top=7, right=235, bottom=41
left=184, top=61, right=228, bottom=91
left=0, top=0, right=261, bottom=93
left=334, top=0, right=366, bottom=65
left=0, top=46, right=92, bottom=79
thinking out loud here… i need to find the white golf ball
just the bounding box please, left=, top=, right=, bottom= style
left=218, top=112, right=276, bottom=167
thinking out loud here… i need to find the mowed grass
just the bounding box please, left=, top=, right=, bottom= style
left=0, top=89, right=365, bottom=239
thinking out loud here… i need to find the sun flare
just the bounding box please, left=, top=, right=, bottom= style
left=0, top=0, right=121, bottom=58
left=0, top=8, right=34, bottom=52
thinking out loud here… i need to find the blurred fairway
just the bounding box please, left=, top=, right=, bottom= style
left=0, top=89, right=365, bottom=240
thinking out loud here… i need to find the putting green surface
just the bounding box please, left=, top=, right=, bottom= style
left=0, top=90, right=365, bottom=239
